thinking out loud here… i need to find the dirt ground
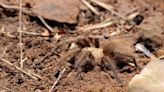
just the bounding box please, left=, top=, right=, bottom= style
left=0, top=0, right=164, bottom=92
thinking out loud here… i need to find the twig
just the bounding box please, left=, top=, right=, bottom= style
left=0, top=3, right=54, bottom=33
left=66, top=71, right=74, bottom=79
left=1, top=47, right=7, bottom=57
left=32, top=10, right=55, bottom=33
left=80, top=0, right=100, bottom=15
left=20, top=31, right=42, bottom=36
left=20, top=57, right=28, bottom=68
left=0, top=26, right=15, bottom=37
left=0, top=84, right=14, bottom=92
left=0, top=57, right=41, bottom=80
left=18, top=0, right=23, bottom=68
left=80, top=18, right=114, bottom=31
left=89, top=0, right=126, bottom=19
left=84, top=21, right=113, bottom=31
left=49, top=68, right=66, bottom=92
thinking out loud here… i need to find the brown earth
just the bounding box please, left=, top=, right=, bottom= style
left=0, top=0, right=164, bottom=92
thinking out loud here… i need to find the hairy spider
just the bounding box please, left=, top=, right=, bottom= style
left=73, top=35, right=140, bottom=83
left=45, top=34, right=140, bottom=83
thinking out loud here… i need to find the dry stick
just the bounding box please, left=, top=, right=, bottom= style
left=89, top=0, right=126, bottom=19
left=83, top=20, right=114, bottom=31
left=66, top=71, right=74, bottom=79
left=0, top=84, right=14, bottom=92
left=0, top=26, right=41, bottom=37
left=20, top=31, right=42, bottom=36
left=20, top=57, right=28, bottom=69
left=32, top=10, right=55, bottom=33
left=80, top=0, right=100, bottom=15
left=1, top=47, right=7, bottom=57
left=18, top=0, right=23, bottom=68
left=0, top=3, right=54, bottom=33
left=0, top=57, right=41, bottom=80
left=49, top=68, right=66, bottom=92
left=0, top=48, right=42, bottom=80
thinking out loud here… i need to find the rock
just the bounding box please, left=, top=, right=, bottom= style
left=128, top=57, right=164, bottom=92
left=33, top=0, right=80, bottom=23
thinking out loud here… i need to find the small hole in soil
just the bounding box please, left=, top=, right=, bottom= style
left=2, top=9, right=18, bottom=17
left=120, top=68, right=132, bottom=73
left=25, top=3, right=32, bottom=8
left=68, top=57, right=75, bottom=65
left=116, top=61, right=128, bottom=69
left=0, top=66, right=2, bottom=72
left=16, top=78, right=24, bottom=84
left=35, top=86, right=45, bottom=90
left=38, top=66, right=43, bottom=70
left=68, top=57, right=76, bottom=69
left=133, top=15, right=144, bottom=25
left=26, top=43, right=32, bottom=48
left=82, top=61, right=94, bottom=73
left=7, top=71, right=17, bottom=76
left=54, top=70, right=60, bottom=78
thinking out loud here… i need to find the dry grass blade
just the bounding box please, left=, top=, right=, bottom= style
left=0, top=26, right=15, bottom=38
left=18, top=0, right=23, bottom=69
left=0, top=57, right=42, bottom=80
left=80, top=0, right=100, bottom=15
left=20, top=57, right=28, bottom=68
left=0, top=85, right=14, bottom=92
left=0, top=26, right=41, bottom=37
left=49, top=68, right=66, bottom=92
left=33, top=11, right=55, bottom=33
left=89, top=0, right=114, bottom=10
left=0, top=3, right=54, bottom=33
left=89, top=0, right=126, bottom=19
left=80, top=18, right=114, bottom=31
left=20, top=31, right=42, bottom=36
left=1, top=47, right=7, bottom=57
left=84, top=21, right=113, bottom=31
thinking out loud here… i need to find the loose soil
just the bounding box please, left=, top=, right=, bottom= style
left=0, top=0, right=164, bottom=92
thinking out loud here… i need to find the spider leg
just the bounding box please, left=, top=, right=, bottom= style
left=104, top=56, right=122, bottom=84
left=74, top=50, right=91, bottom=80
left=46, top=49, right=80, bottom=75
left=133, top=54, right=143, bottom=70
left=122, top=54, right=142, bottom=70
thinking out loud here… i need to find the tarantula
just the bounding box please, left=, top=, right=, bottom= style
left=43, top=34, right=140, bottom=83
left=73, top=35, right=140, bottom=83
